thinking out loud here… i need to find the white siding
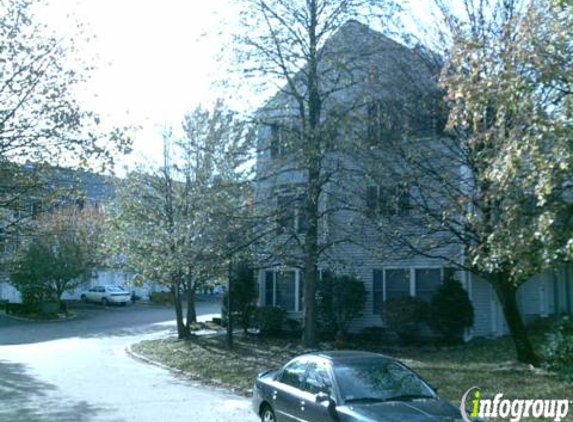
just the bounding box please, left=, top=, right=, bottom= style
left=0, top=281, right=21, bottom=303
left=468, top=275, right=493, bottom=337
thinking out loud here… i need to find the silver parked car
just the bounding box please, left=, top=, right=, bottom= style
left=80, top=285, right=131, bottom=306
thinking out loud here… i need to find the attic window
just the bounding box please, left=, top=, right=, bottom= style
left=270, top=124, right=290, bottom=158
left=366, top=100, right=403, bottom=144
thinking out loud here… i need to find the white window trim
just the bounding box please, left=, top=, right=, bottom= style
left=294, top=270, right=301, bottom=313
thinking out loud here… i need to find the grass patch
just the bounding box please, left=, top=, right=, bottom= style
left=132, top=333, right=572, bottom=417
left=3, top=309, right=76, bottom=321
left=132, top=335, right=309, bottom=395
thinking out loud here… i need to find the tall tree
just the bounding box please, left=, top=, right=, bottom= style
left=107, top=103, right=251, bottom=339
left=0, top=0, right=132, bottom=243
left=9, top=206, right=102, bottom=307
left=233, top=0, right=403, bottom=347
left=365, top=0, right=572, bottom=365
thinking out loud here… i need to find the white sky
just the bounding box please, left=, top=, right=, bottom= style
left=35, top=0, right=441, bottom=174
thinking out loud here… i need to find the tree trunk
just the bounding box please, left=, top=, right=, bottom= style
left=185, top=276, right=197, bottom=329
left=302, top=0, right=321, bottom=348
left=491, top=273, right=540, bottom=366
left=171, top=284, right=189, bottom=339
left=303, top=235, right=319, bottom=347
left=227, top=260, right=234, bottom=349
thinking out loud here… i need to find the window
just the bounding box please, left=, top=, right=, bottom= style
left=366, top=184, right=411, bottom=217
left=264, top=270, right=300, bottom=312
left=277, top=194, right=295, bottom=234
left=276, top=271, right=296, bottom=311
left=304, top=362, right=333, bottom=396
left=415, top=268, right=441, bottom=302
left=372, top=269, right=383, bottom=314
left=276, top=192, right=307, bottom=235
left=366, top=186, right=378, bottom=216
left=366, top=100, right=402, bottom=145
left=270, top=124, right=282, bottom=158
left=333, top=360, right=434, bottom=403
left=270, top=124, right=295, bottom=158
left=279, top=359, right=307, bottom=390
left=385, top=269, right=410, bottom=300
left=367, top=101, right=392, bottom=145
left=372, top=267, right=446, bottom=313
left=265, top=271, right=274, bottom=306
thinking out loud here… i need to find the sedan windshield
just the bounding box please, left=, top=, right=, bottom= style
left=333, top=360, right=435, bottom=403
left=107, top=286, right=126, bottom=292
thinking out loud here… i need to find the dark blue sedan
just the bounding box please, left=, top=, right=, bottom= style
left=252, top=351, right=463, bottom=422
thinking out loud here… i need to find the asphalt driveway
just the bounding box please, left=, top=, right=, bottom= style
left=0, top=298, right=258, bottom=422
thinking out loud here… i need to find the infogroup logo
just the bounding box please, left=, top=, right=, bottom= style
left=460, top=387, right=571, bottom=422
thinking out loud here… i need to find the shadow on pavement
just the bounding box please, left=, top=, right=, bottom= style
left=0, top=298, right=221, bottom=346
left=0, top=360, right=113, bottom=422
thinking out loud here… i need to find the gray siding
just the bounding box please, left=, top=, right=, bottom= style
left=253, top=20, right=573, bottom=338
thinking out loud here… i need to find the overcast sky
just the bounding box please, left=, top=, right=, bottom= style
left=37, top=0, right=439, bottom=173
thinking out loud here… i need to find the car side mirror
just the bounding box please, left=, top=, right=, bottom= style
left=316, top=393, right=339, bottom=421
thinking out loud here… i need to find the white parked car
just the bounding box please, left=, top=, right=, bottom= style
left=80, top=285, right=131, bottom=306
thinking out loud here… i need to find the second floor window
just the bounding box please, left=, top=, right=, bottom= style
left=276, top=192, right=307, bottom=235
left=366, top=184, right=411, bottom=217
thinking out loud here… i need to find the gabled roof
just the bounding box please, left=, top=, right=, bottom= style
left=258, top=19, right=439, bottom=118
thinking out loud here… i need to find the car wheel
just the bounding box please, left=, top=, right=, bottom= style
left=102, top=298, right=109, bottom=307
left=260, top=405, right=276, bottom=422
left=81, top=295, right=87, bottom=303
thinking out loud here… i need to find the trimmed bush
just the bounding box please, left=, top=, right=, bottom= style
left=149, top=291, right=172, bottom=305
left=542, top=316, right=573, bottom=382
left=285, top=318, right=302, bottom=333
left=6, top=302, right=37, bottom=316
left=39, top=301, right=59, bottom=315
left=254, top=306, right=286, bottom=336
left=429, top=274, right=474, bottom=344
left=383, top=296, right=428, bottom=345
left=317, top=273, right=366, bottom=337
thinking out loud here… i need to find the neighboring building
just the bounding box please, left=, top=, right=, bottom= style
left=0, top=166, right=151, bottom=303
left=253, top=20, right=573, bottom=338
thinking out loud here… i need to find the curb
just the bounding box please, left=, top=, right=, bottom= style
left=125, top=343, right=252, bottom=397
left=126, top=345, right=184, bottom=374
left=1, top=310, right=78, bottom=323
